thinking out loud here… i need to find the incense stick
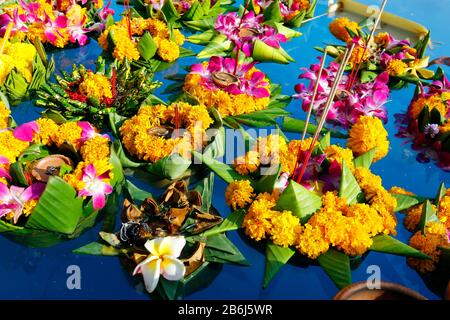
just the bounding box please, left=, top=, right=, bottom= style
left=294, top=43, right=355, bottom=183
left=347, top=0, right=388, bottom=89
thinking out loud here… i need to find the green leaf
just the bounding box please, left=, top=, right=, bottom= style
left=264, top=242, right=295, bottom=288
left=253, top=164, right=281, bottom=194
left=201, top=209, right=245, bottom=237
left=263, top=0, right=283, bottom=22
left=194, top=172, right=214, bottom=212
left=124, top=179, right=152, bottom=203
left=319, top=131, right=330, bottom=149
left=112, top=140, right=143, bottom=169
left=317, top=249, right=352, bottom=289
left=193, top=151, right=244, bottom=184
left=205, top=233, right=249, bottom=266
left=137, top=32, right=157, bottom=61
left=197, top=34, right=232, bottom=59
left=418, top=105, right=430, bottom=132
left=25, top=177, right=84, bottom=234
left=275, top=180, right=322, bottom=224
left=161, top=0, right=181, bottom=23
left=146, top=153, right=191, bottom=180
left=419, top=200, right=440, bottom=233
left=353, top=148, right=377, bottom=169
left=392, top=193, right=424, bottom=212
left=369, top=235, right=430, bottom=259
left=339, top=161, right=364, bottom=204
left=435, top=182, right=446, bottom=204
left=360, top=70, right=378, bottom=83
left=72, top=242, right=128, bottom=256
left=183, top=0, right=205, bottom=20
left=252, top=39, right=290, bottom=64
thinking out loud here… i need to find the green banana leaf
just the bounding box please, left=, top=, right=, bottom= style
left=369, top=235, right=430, bottom=259
left=339, top=161, right=364, bottom=204
left=353, top=148, right=377, bottom=169
left=392, top=193, right=424, bottom=212
left=275, top=180, right=322, bottom=224
left=264, top=242, right=295, bottom=288
left=317, top=249, right=352, bottom=289
left=419, top=200, right=441, bottom=233
left=193, top=151, right=244, bottom=184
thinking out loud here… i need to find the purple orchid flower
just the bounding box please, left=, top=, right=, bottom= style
left=78, top=164, right=112, bottom=210
left=0, top=182, right=45, bottom=224
left=98, top=0, right=115, bottom=21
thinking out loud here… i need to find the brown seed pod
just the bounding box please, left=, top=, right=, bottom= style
left=211, top=71, right=239, bottom=88
left=29, top=154, right=72, bottom=182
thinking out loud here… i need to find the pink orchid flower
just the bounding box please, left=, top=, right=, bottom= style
left=43, top=13, right=68, bottom=46
left=0, top=183, right=45, bottom=224
left=78, top=121, right=110, bottom=143
left=13, top=121, right=39, bottom=142
left=98, top=0, right=115, bottom=21
left=78, top=164, right=112, bottom=210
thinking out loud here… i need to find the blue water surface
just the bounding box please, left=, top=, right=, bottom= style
left=1, top=0, right=449, bottom=300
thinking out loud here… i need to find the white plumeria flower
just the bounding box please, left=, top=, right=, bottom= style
left=133, top=236, right=186, bottom=293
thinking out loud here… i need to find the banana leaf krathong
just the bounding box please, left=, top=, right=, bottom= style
left=0, top=38, right=54, bottom=105
left=97, top=11, right=194, bottom=72
left=165, top=56, right=291, bottom=128
left=34, top=57, right=162, bottom=129
left=0, top=118, right=124, bottom=248
left=74, top=175, right=249, bottom=300
left=122, top=0, right=236, bottom=31
left=187, top=8, right=301, bottom=64
left=0, top=0, right=114, bottom=48
left=390, top=183, right=450, bottom=297
left=395, top=71, right=450, bottom=170
left=319, top=15, right=433, bottom=89
left=194, top=132, right=430, bottom=290
left=244, top=0, right=317, bottom=28
left=109, top=101, right=225, bottom=182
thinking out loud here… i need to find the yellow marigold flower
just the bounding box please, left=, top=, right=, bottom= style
left=279, top=138, right=317, bottom=175
left=183, top=73, right=271, bottom=117
left=270, top=211, right=302, bottom=248
left=111, top=29, right=140, bottom=62
left=347, top=116, right=389, bottom=162
left=80, top=136, right=110, bottom=162
left=325, top=145, right=354, bottom=171
left=65, top=159, right=112, bottom=191
left=345, top=203, right=384, bottom=237
left=98, top=30, right=109, bottom=50
left=374, top=32, right=390, bottom=47
left=438, top=195, right=450, bottom=229
left=79, top=72, right=113, bottom=102
left=242, top=197, right=275, bottom=241
left=389, top=186, right=415, bottom=196
left=0, top=54, right=14, bottom=85
left=95, top=0, right=104, bottom=8
left=386, top=59, right=408, bottom=76
left=33, top=118, right=59, bottom=145
left=346, top=45, right=370, bottom=67
left=146, top=18, right=170, bottom=39
left=329, top=17, right=360, bottom=42
left=26, top=22, right=46, bottom=43
left=5, top=42, right=36, bottom=82
left=66, top=4, right=89, bottom=25
left=0, top=101, right=10, bottom=129
left=296, top=224, right=329, bottom=259
left=155, top=38, right=180, bottom=62
left=425, top=221, right=447, bottom=235
left=0, top=130, right=30, bottom=163
left=233, top=151, right=260, bottom=176
left=404, top=203, right=430, bottom=232
left=408, top=226, right=448, bottom=273
left=439, top=121, right=450, bottom=133
left=255, top=134, right=288, bottom=166
left=408, top=93, right=447, bottom=120
left=173, top=29, right=185, bottom=46
left=225, top=180, right=255, bottom=210
left=54, top=122, right=83, bottom=148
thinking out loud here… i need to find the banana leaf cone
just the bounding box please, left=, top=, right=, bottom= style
left=251, top=0, right=317, bottom=28
left=1, top=38, right=54, bottom=105
left=109, top=105, right=225, bottom=184
left=195, top=136, right=431, bottom=290
left=74, top=174, right=249, bottom=300
left=0, top=121, right=124, bottom=248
